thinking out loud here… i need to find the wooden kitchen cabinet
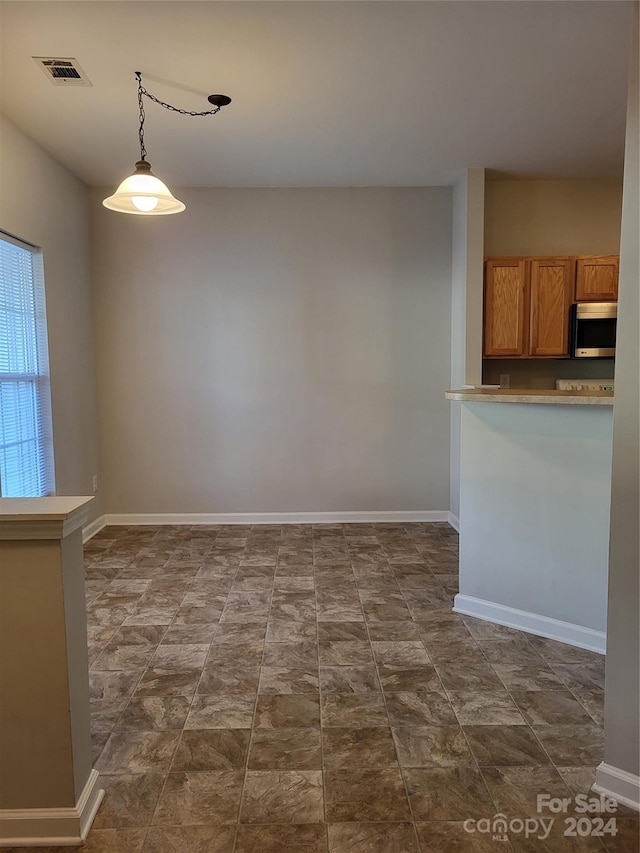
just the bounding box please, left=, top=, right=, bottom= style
left=484, top=258, right=529, bottom=357
left=575, top=256, right=619, bottom=301
left=529, top=257, right=574, bottom=357
left=484, top=256, right=573, bottom=358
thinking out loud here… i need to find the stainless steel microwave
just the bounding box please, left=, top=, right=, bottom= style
left=571, top=302, right=617, bottom=358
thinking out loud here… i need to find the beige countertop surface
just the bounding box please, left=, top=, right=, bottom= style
left=0, top=496, right=94, bottom=539
left=0, top=496, right=94, bottom=519
left=445, top=388, right=614, bottom=406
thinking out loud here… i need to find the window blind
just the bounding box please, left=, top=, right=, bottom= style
left=0, top=234, right=55, bottom=497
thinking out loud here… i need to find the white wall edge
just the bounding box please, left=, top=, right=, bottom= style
left=77, top=770, right=104, bottom=841
left=101, top=510, right=452, bottom=526
left=82, top=516, right=107, bottom=543
left=448, top=512, right=460, bottom=533
left=0, top=770, right=104, bottom=848
left=593, top=762, right=640, bottom=813
left=453, top=594, right=606, bottom=654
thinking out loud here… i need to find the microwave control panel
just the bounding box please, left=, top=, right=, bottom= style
left=556, top=379, right=614, bottom=392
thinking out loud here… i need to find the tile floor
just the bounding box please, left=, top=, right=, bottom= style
left=12, top=523, right=638, bottom=852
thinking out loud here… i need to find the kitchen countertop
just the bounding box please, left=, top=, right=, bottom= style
left=445, top=388, right=614, bottom=405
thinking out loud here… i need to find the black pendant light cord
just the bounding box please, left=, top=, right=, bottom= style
left=135, top=71, right=230, bottom=162
left=136, top=72, right=148, bottom=161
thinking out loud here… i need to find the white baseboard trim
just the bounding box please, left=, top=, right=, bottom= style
left=448, top=512, right=460, bottom=533
left=453, top=594, right=606, bottom=654
left=0, top=769, right=104, bottom=848
left=82, top=515, right=107, bottom=543
left=101, top=510, right=452, bottom=526
left=593, top=762, right=640, bottom=812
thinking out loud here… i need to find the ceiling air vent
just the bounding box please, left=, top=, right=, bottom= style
left=33, top=57, right=92, bottom=87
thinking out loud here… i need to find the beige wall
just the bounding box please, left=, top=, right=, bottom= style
left=90, top=187, right=453, bottom=515
left=0, top=116, right=102, bottom=520
left=484, top=179, right=623, bottom=257
left=602, top=5, right=639, bottom=783
left=450, top=169, right=484, bottom=523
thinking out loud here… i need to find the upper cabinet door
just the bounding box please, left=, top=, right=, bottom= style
left=484, top=258, right=528, bottom=357
left=575, top=256, right=619, bottom=301
left=529, top=257, right=574, bottom=357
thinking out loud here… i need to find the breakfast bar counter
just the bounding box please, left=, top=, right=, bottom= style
left=448, top=390, right=613, bottom=653
left=446, top=387, right=614, bottom=405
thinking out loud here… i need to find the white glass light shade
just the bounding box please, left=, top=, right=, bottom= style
left=102, top=160, right=185, bottom=215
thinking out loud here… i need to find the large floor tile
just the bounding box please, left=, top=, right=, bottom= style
left=404, top=766, right=494, bottom=820
left=141, top=825, right=235, bottom=853
left=463, top=725, right=551, bottom=767
left=234, top=824, right=327, bottom=852
left=327, top=822, right=420, bottom=853
left=247, top=728, right=322, bottom=770
left=324, top=768, right=412, bottom=821
left=171, top=729, right=250, bottom=770
left=152, top=770, right=244, bottom=825
left=96, top=731, right=180, bottom=773
left=322, top=726, right=398, bottom=769
left=73, top=523, right=608, bottom=853
left=240, top=770, right=324, bottom=824
left=92, top=773, right=165, bottom=828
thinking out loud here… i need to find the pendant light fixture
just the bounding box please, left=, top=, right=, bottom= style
left=103, top=72, right=231, bottom=216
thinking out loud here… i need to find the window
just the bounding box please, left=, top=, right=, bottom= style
left=0, top=233, right=55, bottom=497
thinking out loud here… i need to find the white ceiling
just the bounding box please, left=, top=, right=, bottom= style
left=0, top=1, right=633, bottom=188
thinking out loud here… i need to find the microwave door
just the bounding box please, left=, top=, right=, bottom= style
left=573, top=313, right=617, bottom=358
